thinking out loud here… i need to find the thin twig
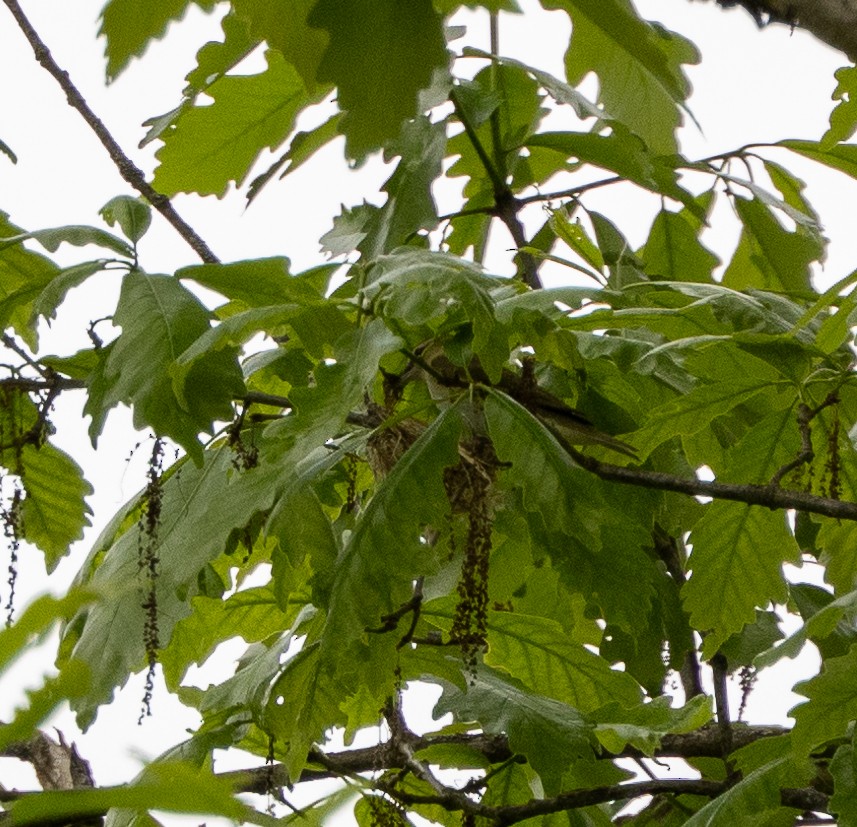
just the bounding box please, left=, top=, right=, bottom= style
left=367, top=577, right=425, bottom=649
left=511, top=145, right=767, bottom=209
left=1, top=0, right=219, bottom=265
left=515, top=174, right=625, bottom=206
left=769, top=402, right=816, bottom=487
left=1, top=334, right=48, bottom=379
left=450, top=88, right=507, bottom=196
left=0, top=376, right=84, bottom=393
left=8, top=370, right=857, bottom=522
left=449, top=88, right=542, bottom=288
left=652, top=527, right=704, bottom=698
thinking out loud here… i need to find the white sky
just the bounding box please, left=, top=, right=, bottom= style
left=0, top=0, right=854, bottom=813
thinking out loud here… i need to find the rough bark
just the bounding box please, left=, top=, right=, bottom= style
left=708, top=0, right=857, bottom=61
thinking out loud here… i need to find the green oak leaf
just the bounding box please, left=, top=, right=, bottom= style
left=183, top=11, right=258, bottom=96
left=592, top=695, right=712, bottom=756
left=309, top=0, right=450, bottom=160
left=527, top=130, right=693, bottom=208
left=821, top=66, right=857, bottom=148
left=781, top=139, right=857, bottom=179
left=32, top=262, right=107, bottom=323
left=0, top=589, right=97, bottom=675
left=684, top=502, right=797, bottom=657
left=682, top=755, right=808, bottom=826
left=641, top=205, right=720, bottom=283
left=160, top=584, right=296, bottom=691
left=0, top=212, right=60, bottom=347
left=0, top=660, right=91, bottom=750
left=542, top=0, right=698, bottom=153
left=435, top=665, right=593, bottom=793
left=630, top=350, right=787, bottom=461
left=1, top=226, right=133, bottom=258
left=101, top=272, right=244, bottom=461
left=722, top=196, right=824, bottom=293
left=481, top=610, right=642, bottom=711
left=99, top=196, right=152, bottom=245
left=247, top=113, right=344, bottom=204
left=791, top=644, right=857, bottom=756
left=265, top=641, right=350, bottom=782
left=19, top=442, right=93, bottom=571
left=829, top=741, right=857, bottom=824
left=484, top=389, right=603, bottom=551
left=99, top=0, right=219, bottom=82
left=153, top=50, right=314, bottom=197
left=232, top=0, right=330, bottom=92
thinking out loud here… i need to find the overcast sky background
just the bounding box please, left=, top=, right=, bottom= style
left=0, top=0, right=854, bottom=814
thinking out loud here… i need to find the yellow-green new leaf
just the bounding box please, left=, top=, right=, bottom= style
left=19, top=442, right=93, bottom=571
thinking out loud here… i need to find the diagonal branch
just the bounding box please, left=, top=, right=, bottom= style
left=1, top=0, right=219, bottom=265
left=449, top=88, right=542, bottom=289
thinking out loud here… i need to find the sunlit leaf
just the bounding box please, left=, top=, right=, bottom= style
left=19, top=441, right=93, bottom=570
left=542, top=0, right=698, bottom=153
left=153, top=50, right=313, bottom=197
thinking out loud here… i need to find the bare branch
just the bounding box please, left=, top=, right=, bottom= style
left=0, top=0, right=219, bottom=265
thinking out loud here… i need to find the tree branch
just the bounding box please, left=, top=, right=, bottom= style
left=1, top=0, right=219, bottom=265
left=565, top=443, right=857, bottom=521
left=226, top=731, right=828, bottom=826
left=7, top=725, right=826, bottom=826
left=710, top=0, right=857, bottom=61
left=222, top=723, right=790, bottom=792
left=449, top=88, right=542, bottom=289
left=8, top=371, right=856, bottom=524
left=652, top=526, right=705, bottom=699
